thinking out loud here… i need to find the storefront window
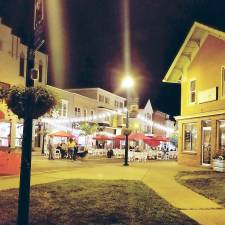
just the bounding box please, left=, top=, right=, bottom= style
left=16, top=124, right=23, bottom=147
left=218, top=120, right=225, bottom=153
left=183, top=123, right=197, bottom=151
left=0, top=122, right=11, bottom=147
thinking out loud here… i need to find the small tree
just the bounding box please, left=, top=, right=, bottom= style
left=79, top=122, right=99, bottom=148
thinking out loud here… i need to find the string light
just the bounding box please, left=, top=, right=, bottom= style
left=41, top=108, right=175, bottom=134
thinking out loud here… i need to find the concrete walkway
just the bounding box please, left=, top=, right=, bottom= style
left=0, top=157, right=225, bottom=225
left=139, top=162, right=225, bottom=225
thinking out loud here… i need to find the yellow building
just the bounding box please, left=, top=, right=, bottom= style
left=163, top=22, right=225, bottom=167
left=0, top=18, right=48, bottom=148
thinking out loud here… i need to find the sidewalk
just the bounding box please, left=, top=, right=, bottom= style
left=0, top=158, right=225, bottom=225
left=140, top=161, right=225, bottom=225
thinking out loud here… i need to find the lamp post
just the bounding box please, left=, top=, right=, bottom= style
left=122, top=76, right=134, bottom=166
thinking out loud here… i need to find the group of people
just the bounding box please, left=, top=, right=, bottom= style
left=47, top=138, right=79, bottom=160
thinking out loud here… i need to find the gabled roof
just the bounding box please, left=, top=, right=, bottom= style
left=144, top=99, right=153, bottom=113
left=163, top=22, right=225, bottom=84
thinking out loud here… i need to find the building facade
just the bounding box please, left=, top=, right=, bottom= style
left=68, top=88, right=126, bottom=128
left=0, top=18, right=48, bottom=148
left=163, top=22, right=225, bottom=166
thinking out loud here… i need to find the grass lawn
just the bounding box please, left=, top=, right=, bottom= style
left=176, top=171, right=225, bottom=207
left=0, top=179, right=197, bottom=225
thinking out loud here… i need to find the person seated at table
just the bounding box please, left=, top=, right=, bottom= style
left=77, top=146, right=88, bottom=158
left=57, top=143, right=67, bottom=159
left=107, top=148, right=114, bottom=158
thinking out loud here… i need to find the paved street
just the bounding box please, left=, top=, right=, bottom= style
left=1, top=156, right=225, bottom=225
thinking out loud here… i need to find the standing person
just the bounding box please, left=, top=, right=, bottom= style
left=67, top=138, right=75, bottom=160
left=73, top=140, right=78, bottom=160
left=48, top=137, right=54, bottom=160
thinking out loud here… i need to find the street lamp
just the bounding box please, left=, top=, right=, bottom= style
left=122, top=75, right=134, bottom=166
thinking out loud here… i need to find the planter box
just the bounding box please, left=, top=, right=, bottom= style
left=213, top=159, right=225, bottom=172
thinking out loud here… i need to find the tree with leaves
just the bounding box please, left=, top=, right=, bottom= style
left=79, top=122, right=99, bottom=148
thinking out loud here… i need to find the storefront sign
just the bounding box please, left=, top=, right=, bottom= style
left=198, top=87, right=218, bottom=104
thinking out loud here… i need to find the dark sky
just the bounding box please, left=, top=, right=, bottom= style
left=1, top=0, right=225, bottom=116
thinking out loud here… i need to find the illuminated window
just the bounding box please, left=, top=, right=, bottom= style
left=16, top=124, right=23, bottom=147
left=218, top=120, right=225, bottom=153
left=222, top=67, right=225, bottom=96
left=0, top=122, right=11, bottom=147
left=183, top=123, right=197, bottom=151
left=190, top=80, right=196, bottom=103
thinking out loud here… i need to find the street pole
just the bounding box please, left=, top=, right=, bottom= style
left=17, top=0, right=36, bottom=224
left=124, top=92, right=129, bottom=166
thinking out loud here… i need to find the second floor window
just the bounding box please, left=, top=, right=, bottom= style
left=190, top=80, right=196, bottom=103
left=99, top=94, right=104, bottom=102
left=39, top=61, right=43, bottom=82
left=19, top=54, right=25, bottom=77
left=59, top=100, right=68, bottom=118
left=75, top=107, right=81, bottom=117
left=83, top=109, right=87, bottom=118
left=222, top=67, right=225, bottom=96
left=105, top=97, right=110, bottom=104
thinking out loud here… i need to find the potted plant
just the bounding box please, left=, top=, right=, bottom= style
left=212, top=153, right=225, bottom=172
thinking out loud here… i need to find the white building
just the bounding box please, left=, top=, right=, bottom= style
left=68, top=88, right=126, bottom=128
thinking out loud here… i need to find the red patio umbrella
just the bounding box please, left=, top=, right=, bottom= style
left=93, top=135, right=114, bottom=141
left=143, top=136, right=160, bottom=147
left=129, top=132, right=145, bottom=141
left=49, top=131, right=77, bottom=138
left=154, top=136, right=170, bottom=142
left=114, top=134, right=126, bottom=140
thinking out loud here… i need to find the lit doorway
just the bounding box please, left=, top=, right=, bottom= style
left=202, top=120, right=211, bottom=165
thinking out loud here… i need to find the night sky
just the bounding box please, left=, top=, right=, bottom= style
left=1, top=0, right=225, bottom=116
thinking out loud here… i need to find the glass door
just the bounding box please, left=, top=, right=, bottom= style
left=202, top=121, right=211, bottom=165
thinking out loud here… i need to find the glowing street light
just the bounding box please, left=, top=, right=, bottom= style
left=122, top=75, right=134, bottom=166
left=122, top=75, right=134, bottom=89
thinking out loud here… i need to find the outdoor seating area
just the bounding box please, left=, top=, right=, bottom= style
left=42, top=131, right=177, bottom=162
